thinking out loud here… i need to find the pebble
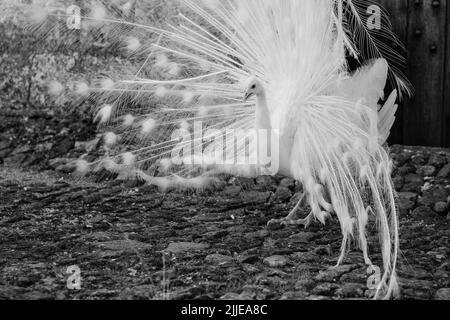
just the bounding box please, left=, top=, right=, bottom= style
left=417, top=165, right=437, bottom=177
left=428, top=153, right=447, bottom=168
left=434, top=202, right=448, bottom=216
left=398, top=192, right=418, bottom=212
left=412, top=206, right=435, bottom=220
left=314, top=265, right=358, bottom=282
left=0, top=140, right=11, bottom=150
left=392, top=176, right=404, bottom=191
left=238, top=255, right=260, bottom=264
left=398, top=165, right=415, bottom=175
left=418, top=187, right=447, bottom=207
left=435, top=288, right=450, bottom=300
left=295, top=279, right=316, bottom=290
left=96, top=240, right=152, bottom=253
left=280, top=291, right=309, bottom=300
left=221, top=185, right=242, bottom=197
left=271, top=187, right=292, bottom=203
left=263, top=255, right=288, bottom=268
left=438, top=164, right=450, bottom=178
left=165, top=242, right=210, bottom=254
left=311, top=283, right=340, bottom=296
left=255, top=175, right=277, bottom=192
left=205, top=254, right=234, bottom=265
left=279, top=177, right=295, bottom=189
left=411, top=154, right=426, bottom=166
left=335, top=282, right=366, bottom=298
left=403, top=173, right=424, bottom=192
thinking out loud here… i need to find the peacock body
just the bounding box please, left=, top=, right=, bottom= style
left=22, top=0, right=412, bottom=299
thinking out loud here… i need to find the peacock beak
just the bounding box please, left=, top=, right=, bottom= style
left=243, top=91, right=254, bottom=102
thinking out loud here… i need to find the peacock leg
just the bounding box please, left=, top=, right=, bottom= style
left=268, top=193, right=313, bottom=228
left=280, top=211, right=314, bottom=228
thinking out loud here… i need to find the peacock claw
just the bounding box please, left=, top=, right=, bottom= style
left=267, top=213, right=313, bottom=229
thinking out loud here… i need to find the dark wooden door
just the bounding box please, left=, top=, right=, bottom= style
left=377, top=0, right=449, bottom=147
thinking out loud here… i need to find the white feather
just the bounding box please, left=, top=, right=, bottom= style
left=95, top=105, right=113, bottom=124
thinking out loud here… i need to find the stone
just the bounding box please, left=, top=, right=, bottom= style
left=391, top=149, right=411, bottom=166
left=435, top=288, right=450, bottom=300
left=48, top=158, right=70, bottom=169
left=221, top=185, right=242, bottom=197
left=238, top=255, right=260, bottom=264
left=314, top=265, right=358, bottom=282
left=294, top=279, right=316, bottom=290
left=434, top=202, right=448, bottom=216
left=398, top=166, right=415, bottom=175
left=311, top=283, right=340, bottom=296
left=48, top=157, right=76, bottom=172
left=55, top=164, right=76, bottom=174
left=75, top=137, right=101, bottom=153
left=35, top=143, right=53, bottom=153
left=165, top=242, right=210, bottom=254
left=419, top=187, right=447, bottom=208
left=340, top=267, right=367, bottom=283
left=219, top=292, right=242, bottom=300
left=205, top=254, right=234, bottom=265
left=53, top=137, right=74, bottom=156
left=437, top=164, right=450, bottom=178
left=411, top=154, right=426, bottom=166
left=96, top=240, right=152, bottom=253
left=271, top=187, right=292, bottom=203
left=280, top=291, right=309, bottom=300
left=22, top=152, right=44, bottom=167
left=263, top=255, right=288, bottom=268
left=255, top=175, right=277, bottom=192
left=335, top=283, right=366, bottom=298
left=288, top=232, right=317, bottom=244
left=392, top=176, right=404, bottom=191
left=405, top=173, right=424, bottom=184
left=0, top=140, right=11, bottom=151
left=279, top=177, right=295, bottom=189
left=203, top=230, right=228, bottom=240
left=398, top=192, right=418, bottom=201
left=0, top=148, right=12, bottom=160
left=403, top=173, right=424, bottom=192
left=229, top=177, right=256, bottom=189
left=314, top=246, right=332, bottom=256
left=240, top=191, right=271, bottom=205
left=428, top=153, right=447, bottom=168
left=417, top=165, right=437, bottom=177
left=4, top=154, right=28, bottom=167
left=398, top=192, right=417, bottom=212
left=412, top=206, right=434, bottom=220
left=11, top=145, right=32, bottom=154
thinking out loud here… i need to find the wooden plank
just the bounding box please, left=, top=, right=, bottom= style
left=444, top=2, right=450, bottom=147
left=406, top=0, right=446, bottom=147
left=377, top=0, right=409, bottom=145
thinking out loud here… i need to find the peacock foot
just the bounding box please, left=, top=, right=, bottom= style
left=267, top=212, right=313, bottom=229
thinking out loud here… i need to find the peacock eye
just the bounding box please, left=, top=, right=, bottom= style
left=251, top=84, right=256, bottom=89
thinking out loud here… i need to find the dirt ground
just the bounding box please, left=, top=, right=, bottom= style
left=0, top=3, right=448, bottom=301
left=0, top=144, right=449, bottom=300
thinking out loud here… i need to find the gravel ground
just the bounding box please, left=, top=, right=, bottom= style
left=0, top=145, right=449, bottom=300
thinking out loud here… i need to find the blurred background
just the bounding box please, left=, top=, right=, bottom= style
left=0, top=0, right=449, bottom=151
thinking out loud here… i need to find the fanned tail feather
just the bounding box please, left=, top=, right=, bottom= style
left=18, top=0, right=409, bottom=299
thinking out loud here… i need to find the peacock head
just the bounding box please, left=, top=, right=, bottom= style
left=243, top=76, right=264, bottom=102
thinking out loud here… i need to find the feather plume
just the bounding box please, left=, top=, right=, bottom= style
left=21, top=0, right=409, bottom=299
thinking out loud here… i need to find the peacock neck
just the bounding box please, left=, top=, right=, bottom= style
left=255, top=91, right=272, bottom=131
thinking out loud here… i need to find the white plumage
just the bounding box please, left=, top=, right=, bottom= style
left=26, top=0, right=412, bottom=299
